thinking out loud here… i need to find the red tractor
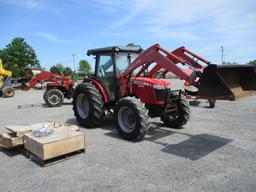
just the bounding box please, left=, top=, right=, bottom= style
left=21, top=71, right=74, bottom=107
left=72, top=44, right=256, bottom=141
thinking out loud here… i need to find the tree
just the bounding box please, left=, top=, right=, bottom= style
left=55, top=63, right=65, bottom=74
left=223, top=61, right=239, bottom=65
left=0, top=37, right=40, bottom=77
left=63, top=67, right=73, bottom=76
left=49, top=63, right=65, bottom=75
left=50, top=66, right=62, bottom=75
left=247, top=60, right=256, bottom=66
left=78, top=60, right=91, bottom=75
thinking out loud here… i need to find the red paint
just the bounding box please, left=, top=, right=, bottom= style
left=91, top=79, right=108, bottom=103
left=131, top=77, right=170, bottom=86
left=129, top=77, right=169, bottom=105
left=116, top=44, right=211, bottom=106
left=26, top=71, right=74, bottom=91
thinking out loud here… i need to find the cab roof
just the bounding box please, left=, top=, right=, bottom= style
left=87, top=44, right=143, bottom=56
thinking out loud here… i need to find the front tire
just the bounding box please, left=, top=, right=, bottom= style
left=73, top=83, right=104, bottom=128
left=161, top=95, right=190, bottom=128
left=2, top=87, right=15, bottom=98
left=114, top=97, right=149, bottom=141
left=44, top=89, right=64, bottom=107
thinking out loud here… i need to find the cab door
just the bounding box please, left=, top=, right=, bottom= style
left=95, top=54, right=116, bottom=102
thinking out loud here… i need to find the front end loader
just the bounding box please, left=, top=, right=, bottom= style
left=20, top=71, right=74, bottom=107
left=0, top=59, right=15, bottom=98
left=72, top=44, right=256, bottom=141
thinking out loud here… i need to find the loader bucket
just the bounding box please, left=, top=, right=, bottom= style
left=197, top=64, right=256, bottom=101
left=197, top=65, right=235, bottom=100
left=217, top=65, right=256, bottom=90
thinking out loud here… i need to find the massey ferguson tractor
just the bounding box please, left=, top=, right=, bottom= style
left=21, top=71, right=74, bottom=107
left=72, top=44, right=256, bottom=141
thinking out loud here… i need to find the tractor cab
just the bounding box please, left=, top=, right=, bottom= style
left=87, top=44, right=143, bottom=103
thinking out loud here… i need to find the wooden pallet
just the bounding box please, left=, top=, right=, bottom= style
left=20, top=148, right=85, bottom=167
left=1, top=122, right=85, bottom=167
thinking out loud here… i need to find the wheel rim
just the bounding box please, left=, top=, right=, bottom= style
left=166, top=105, right=179, bottom=121
left=167, top=111, right=179, bottom=121
left=118, top=106, right=136, bottom=133
left=49, top=94, right=60, bottom=105
left=76, top=93, right=89, bottom=119
left=6, top=89, right=14, bottom=97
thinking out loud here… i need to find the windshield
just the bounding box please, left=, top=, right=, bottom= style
left=115, top=52, right=138, bottom=75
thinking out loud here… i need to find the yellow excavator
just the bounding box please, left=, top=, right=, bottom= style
left=0, top=59, right=15, bottom=97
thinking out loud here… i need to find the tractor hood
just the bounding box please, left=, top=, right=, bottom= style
left=131, top=77, right=170, bottom=87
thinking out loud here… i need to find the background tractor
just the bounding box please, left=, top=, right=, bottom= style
left=20, top=71, right=74, bottom=107
left=73, top=44, right=256, bottom=141
left=0, top=59, right=15, bottom=98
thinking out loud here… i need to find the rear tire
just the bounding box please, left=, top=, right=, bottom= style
left=114, top=97, right=149, bottom=141
left=2, top=87, right=15, bottom=98
left=161, top=95, right=190, bottom=128
left=73, top=83, right=104, bottom=128
left=44, top=89, right=64, bottom=107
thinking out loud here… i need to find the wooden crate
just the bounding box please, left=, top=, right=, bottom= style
left=5, top=122, right=80, bottom=137
left=5, top=125, right=33, bottom=137
left=0, top=133, right=23, bottom=148
left=24, top=128, right=85, bottom=161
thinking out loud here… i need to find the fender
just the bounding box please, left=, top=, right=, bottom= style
left=84, top=78, right=108, bottom=103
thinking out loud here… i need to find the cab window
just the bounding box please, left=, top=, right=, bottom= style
left=115, top=53, right=138, bottom=75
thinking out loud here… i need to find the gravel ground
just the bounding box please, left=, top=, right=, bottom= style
left=0, top=86, right=256, bottom=192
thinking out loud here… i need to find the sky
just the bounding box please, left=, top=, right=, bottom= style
left=0, top=0, right=255, bottom=70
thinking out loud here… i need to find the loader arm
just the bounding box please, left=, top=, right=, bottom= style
left=120, top=44, right=194, bottom=83
left=171, top=46, right=210, bottom=70
left=119, top=44, right=204, bottom=95
left=21, top=71, right=71, bottom=90
left=119, top=44, right=256, bottom=101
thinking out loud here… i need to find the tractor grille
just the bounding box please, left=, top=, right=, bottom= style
left=155, top=89, right=167, bottom=101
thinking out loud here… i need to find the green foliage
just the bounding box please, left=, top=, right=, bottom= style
left=49, top=63, right=65, bottom=75
left=0, top=37, right=40, bottom=77
left=71, top=72, right=79, bottom=80
left=223, top=60, right=256, bottom=66
left=78, top=60, right=91, bottom=75
left=247, top=60, right=256, bottom=66
left=55, top=63, right=65, bottom=74
left=223, top=61, right=239, bottom=65
left=50, top=66, right=62, bottom=75
left=63, top=67, right=73, bottom=76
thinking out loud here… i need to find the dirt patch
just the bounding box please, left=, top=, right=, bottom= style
left=231, top=87, right=256, bottom=100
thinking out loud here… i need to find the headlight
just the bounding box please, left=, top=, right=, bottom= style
left=153, top=85, right=166, bottom=89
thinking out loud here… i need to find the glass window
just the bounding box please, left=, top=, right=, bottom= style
left=115, top=53, right=138, bottom=75
left=97, top=55, right=113, bottom=78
